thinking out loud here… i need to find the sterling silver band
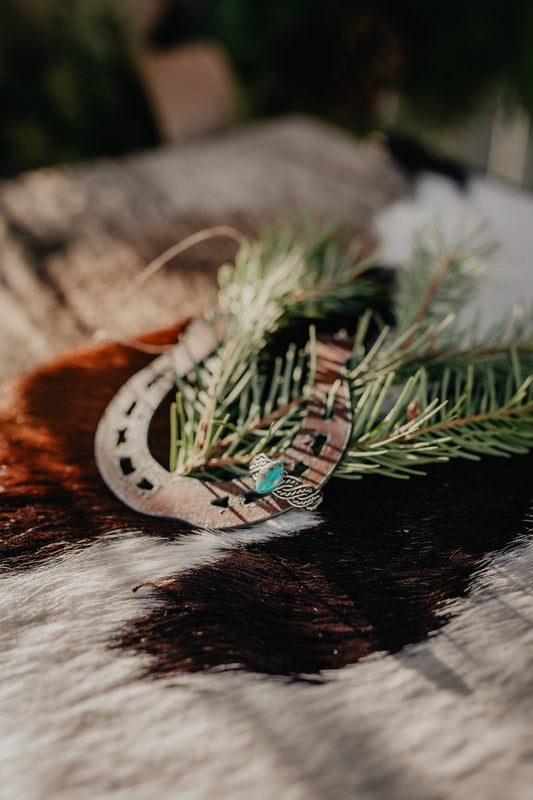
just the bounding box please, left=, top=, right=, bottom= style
left=249, top=454, right=323, bottom=511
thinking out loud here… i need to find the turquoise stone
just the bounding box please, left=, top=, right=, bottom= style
left=255, top=459, right=284, bottom=493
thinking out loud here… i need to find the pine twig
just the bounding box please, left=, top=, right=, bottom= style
left=419, top=399, right=533, bottom=435
left=210, top=398, right=305, bottom=455
left=402, top=250, right=454, bottom=348
left=174, top=397, right=305, bottom=475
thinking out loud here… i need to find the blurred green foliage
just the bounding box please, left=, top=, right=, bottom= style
left=0, top=0, right=157, bottom=175
left=155, top=0, right=533, bottom=130
left=3, top=0, right=533, bottom=175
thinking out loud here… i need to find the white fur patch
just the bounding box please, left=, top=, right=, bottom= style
left=375, top=172, right=533, bottom=332
left=1, top=519, right=532, bottom=800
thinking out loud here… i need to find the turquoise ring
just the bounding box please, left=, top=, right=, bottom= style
left=249, top=455, right=285, bottom=493
left=249, top=454, right=323, bottom=511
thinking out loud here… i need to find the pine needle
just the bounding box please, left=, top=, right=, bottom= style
left=165, top=224, right=533, bottom=484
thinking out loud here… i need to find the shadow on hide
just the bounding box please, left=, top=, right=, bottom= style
left=121, top=451, right=533, bottom=676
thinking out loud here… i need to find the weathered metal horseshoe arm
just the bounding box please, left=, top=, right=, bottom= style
left=95, top=320, right=352, bottom=529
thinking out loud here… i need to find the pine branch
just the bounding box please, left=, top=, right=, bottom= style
left=168, top=226, right=379, bottom=478
left=173, top=398, right=304, bottom=475
left=400, top=250, right=453, bottom=348
left=339, top=346, right=533, bottom=478
left=166, top=223, right=533, bottom=485
left=337, top=224, right=533, bottom=479
left=393, top=226, right=491, bottom=343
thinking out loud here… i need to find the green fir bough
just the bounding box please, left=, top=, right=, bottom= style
left=168, top=227, right=533, bottom=482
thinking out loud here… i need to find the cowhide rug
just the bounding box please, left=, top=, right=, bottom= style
left=1, top=166, right=533, bottom=800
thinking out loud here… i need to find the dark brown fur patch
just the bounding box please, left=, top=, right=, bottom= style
left=1, top=330, right=532, bottom=676
left=0, top=324, right=192, bottom=565
left=121, top=452, right=533, bottom=676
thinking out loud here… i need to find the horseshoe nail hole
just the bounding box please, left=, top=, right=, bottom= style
left=147, top=373, right=164, bottom=389
left=117, top=428, right=127, bottom=445
left=211, top=496, right=229, bottom=508
left=242, top=490, right=260, bottom=505
left=311, top=433, right=327, bottom=456
left=125, top=400, right=137, bottom=416
left=120, top=457, right=135, bottom=475
left=289, top=461, right=307, bottom=477
left=147, top=389, right=175, bottom=468
left=137, top=477, right=154, bottom=491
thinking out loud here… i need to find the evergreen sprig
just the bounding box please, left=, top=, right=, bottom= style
left=169, top=226, right=380, bottom=478
left=339, top=229, right=533, bottom=477
left=169, top=226, right=533, bottom=483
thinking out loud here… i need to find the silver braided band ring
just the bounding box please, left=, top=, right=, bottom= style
left=249, top=454, right=323, bottom=511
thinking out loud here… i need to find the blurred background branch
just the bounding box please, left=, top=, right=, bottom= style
left=0, top=0, right=159, bottom=175
left=2, top=0, right=533, bottom=184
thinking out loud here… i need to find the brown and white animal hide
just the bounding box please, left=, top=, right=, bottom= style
left=1, top=151, right=533, bottom=798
